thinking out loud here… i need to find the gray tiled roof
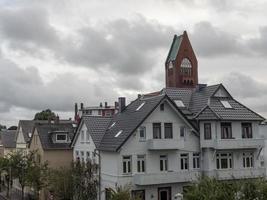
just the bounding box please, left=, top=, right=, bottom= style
left=34, top=123, right=75, bottom=150
left=99, top=95, right=197, bottom=152
left=86, top=84, right=264, bottom=152
left=79, top=116, right=111, bottom=148
left=19, top=120, right=75, bottom=143
left=0, top=130, right=16, bottom=148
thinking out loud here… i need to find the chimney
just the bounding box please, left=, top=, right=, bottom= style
left=196, top=84, right=207, bottom=92
left=118, top=97, right=126, bottom=113
left=105, top=102, right=108, bottom=108
left=100, top=102, right=103, bottom=107
left=55, top=115, right=60, bottom=124
left=80, top=103, right=84, bottom=110
left=74, top=103, right=78, bottom=117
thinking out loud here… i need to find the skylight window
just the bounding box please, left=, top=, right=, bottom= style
left=109, top=122, right=116, bottom=129
left=175, top=100, right=185, bottom=107
left=136, top=102, right=145, bottom=111
left=221, top=100, right=232, bottom=108
left=115, top=130, right=123, bottom=137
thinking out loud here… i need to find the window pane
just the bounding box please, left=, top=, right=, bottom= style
left=164, top=123, right=173, bottom=139
left=153, top=123, right=161, bottom=139
left=221, top=158, right=228, bottom=169
left=204, top=123, right=211, bottom=140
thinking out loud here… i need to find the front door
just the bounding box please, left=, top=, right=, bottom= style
left=158, top=187, right=171, bottom=200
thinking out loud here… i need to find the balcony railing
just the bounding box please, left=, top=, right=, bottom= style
left=203, top=168, right=265, bottom=180
left=201, top=138, right=264, bottom=149
left=133, top=170, right=200, bottom=185
left=147, top=139, right=184, bottom=150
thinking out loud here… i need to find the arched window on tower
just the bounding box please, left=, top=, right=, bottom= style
left=180, top=58, right=192, bottom=76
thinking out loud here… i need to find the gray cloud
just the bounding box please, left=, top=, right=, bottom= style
left=247, top=26, right=267, bottom=56
left=63, top=16, right=175, bottom=76
left=221, top=72, right=267, bottom=116
left=0, top=6, right=61, bottom=51
left=0, top=58, right=120, bottom=113
left=190, top=22, right=246, bottom=57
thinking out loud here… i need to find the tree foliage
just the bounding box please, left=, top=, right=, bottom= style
left=47, top=160, right=99, bottom=200
left=34, top=109, right=56, bottom=120
left=183, top=177, right=267, bottom=200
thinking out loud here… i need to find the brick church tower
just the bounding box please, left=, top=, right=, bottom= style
left=165, top=31, right=198, bottom=88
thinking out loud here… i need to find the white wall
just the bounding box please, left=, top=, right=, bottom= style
left=73, top=122, right=97, bottom=162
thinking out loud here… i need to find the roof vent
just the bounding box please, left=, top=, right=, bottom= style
left=115, top=130, right=123, bottom=137
left=109, top=122, right=116, bottom=129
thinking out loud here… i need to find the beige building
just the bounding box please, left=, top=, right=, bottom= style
left=29, top=123, right=75, bottom=169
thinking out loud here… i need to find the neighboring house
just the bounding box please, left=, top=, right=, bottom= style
left=29, top=122, right=75, bottom=169
left=71, top=116, right=111, bottom=163
left=74, top=102, right=118, bottom=123
left=15, top=119, right=75, bottom=153
left=76, top=31, right=265, bottom=200
left=0, top=130, right=16, bottom=157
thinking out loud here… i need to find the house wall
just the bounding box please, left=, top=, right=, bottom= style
left=16, top=126, right=27, bottom=149
left=43, top=150, right=73, bottom=169
left=101, top=101, right=199, bottom=200
left=73, top=122, right=97, bottom=162
left=200, top=121, right=263, bottom=173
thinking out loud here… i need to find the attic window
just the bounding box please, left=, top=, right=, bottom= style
left=109, top=122, right=116, bottom=129
left=175, top=100, right=185, bottom=107
left=56, top=134, right=67, bottom=143
left=168, top=62, right=174, bottom=69
left=221, top=100, right=232, bottom=109
left=136, top=102, right=145, bottom=111
left=115, top=130, right=123, bottom=138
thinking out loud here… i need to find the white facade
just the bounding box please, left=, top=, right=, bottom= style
left=101, top=101, right=200, bottom=200
left=72, top=122, right=98, bottom=163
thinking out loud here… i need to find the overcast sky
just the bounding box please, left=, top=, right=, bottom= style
left=1, top=0, right=267, bottom=127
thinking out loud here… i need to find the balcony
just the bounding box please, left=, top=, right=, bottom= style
left=204, top=168, right=265, bottom=180
left=147, top=139, right=184, bottom=150
left=201, top=138, right=264, bottom=149
left=133, top=170, right=200, bottom=185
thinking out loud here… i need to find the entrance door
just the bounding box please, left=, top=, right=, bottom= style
left=158, top=187, right=171, bottom=200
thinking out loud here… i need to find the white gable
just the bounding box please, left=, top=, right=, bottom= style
left=16, top=126, right=26, bottom=144
left=213, top=87, right=229, bottom=98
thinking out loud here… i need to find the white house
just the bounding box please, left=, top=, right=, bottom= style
left=71, top=31, right=266, bottom=200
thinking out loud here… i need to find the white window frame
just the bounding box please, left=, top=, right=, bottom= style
left=160, top=155, right=168, bottom=172
left=220, top=100, right=232, bottom=109
left=193, top=153, right=200, bottom=169
left=216, top=153, right=233, bottom=169
left=122, top=156, right=132, bottom=174
left=86, top=130, right=90, bottom=143
left=136, top=102, right=145, bottom=111
left=243, top=152, right=254, bottom=168
left=137, top=155, right=146, bottom=173
left=81, top=130, right=85, bottom=142
left=139, top=126, right=146, bottom=141
left=175, top=100, right=185, bottom=107
left=181, top=153, right=189, bottom=170
left=56, top=134, right=67, bottom=143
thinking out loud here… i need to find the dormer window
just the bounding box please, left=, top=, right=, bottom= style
left=168, top=62, right=174, bottom=69
left=56, top=133, right=67, bottom=143
left=136, top=102, right=145, bottom=111
left=175, top=100, right=185, bottom=107
left=180, top=58, right=192, bottom=76
left=221, top=100, right=232, bottom=109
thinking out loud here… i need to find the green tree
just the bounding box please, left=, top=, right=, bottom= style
left=109, top=185, right=141, bottom=200
left=34, top=109, right=56, bottom=120
left=47, top=167, right=74, bottom=200
left=72, top=161, right=98, bottom=200
left=0, top=157, right=9, bottom=192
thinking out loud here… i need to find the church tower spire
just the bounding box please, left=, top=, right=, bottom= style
left=165, top=31, right=198, bottom=88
